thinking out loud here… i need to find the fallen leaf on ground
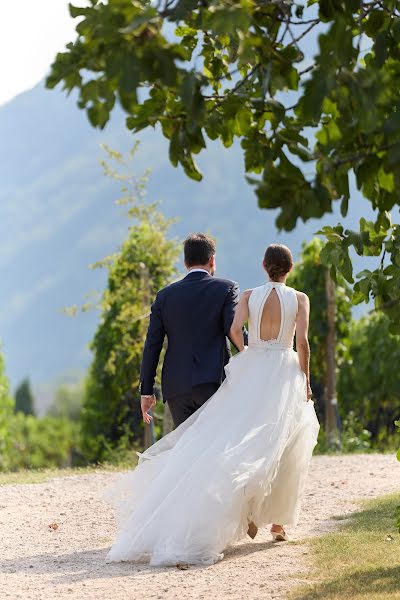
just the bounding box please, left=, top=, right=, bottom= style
left=48, top=523, right=59, bottom=530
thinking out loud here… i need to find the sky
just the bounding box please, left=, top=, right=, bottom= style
left=0, top=1, right=320, bottom=109
left=0, top=0, right=86, bottom=107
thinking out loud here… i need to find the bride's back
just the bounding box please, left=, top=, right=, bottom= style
left=260, top=288, right=281, bottom=342
left=248, top=282, right=298, bottom=348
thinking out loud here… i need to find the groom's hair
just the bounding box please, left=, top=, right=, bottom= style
left=184, top=233, right=216, bottom=266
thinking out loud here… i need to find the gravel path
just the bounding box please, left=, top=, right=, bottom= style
left=0, top=454, right=398, bottom=600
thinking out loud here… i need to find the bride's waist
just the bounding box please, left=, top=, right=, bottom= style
left=248, top=340, right=293, bottom=351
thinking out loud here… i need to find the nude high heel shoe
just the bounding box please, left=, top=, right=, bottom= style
left=270, top=526, right=289, bottom=542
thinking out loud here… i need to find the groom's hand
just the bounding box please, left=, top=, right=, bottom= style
left=141, top=395, right=156, bottom=424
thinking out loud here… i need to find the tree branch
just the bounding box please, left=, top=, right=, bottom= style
left=288, top=20, right=319, bottom=47
left=276, top=17, right=320, bottom=25
left=211, top=63, right=261, bottom=109
left=332, top=143, right=397, bottom=167
left=299, top=64, right=315, bottom=77
left=369, top=298, right=400, bottom=313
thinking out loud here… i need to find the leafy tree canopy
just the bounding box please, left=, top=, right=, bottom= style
left=47, top=380, right=84, bottom=421
left=79, top=146, right=180, bottom=462
left=338, top=312, right=400, bottom=442
left=15, top=378, right=35, bottom=416
left=47, top=1, right=400, bottom=330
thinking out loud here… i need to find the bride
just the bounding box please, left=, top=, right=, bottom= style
left=105, top=243, right=320, bottom=566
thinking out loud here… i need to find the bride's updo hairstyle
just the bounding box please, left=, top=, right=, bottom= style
left=263, top=244, right=293, bottom=281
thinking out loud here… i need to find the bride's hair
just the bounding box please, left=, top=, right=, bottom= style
left=263, top=244, right=293, bottom=280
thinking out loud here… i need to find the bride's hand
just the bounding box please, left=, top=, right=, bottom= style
left=306, top=382, right=313, bottom=401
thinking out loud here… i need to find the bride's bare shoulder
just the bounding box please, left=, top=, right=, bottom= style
left=241, top=289, right=253, bottom=302
left=295, top=290, right=310, bottom=307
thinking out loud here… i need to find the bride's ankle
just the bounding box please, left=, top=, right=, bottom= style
left=270, top=524, right=283, bottom=532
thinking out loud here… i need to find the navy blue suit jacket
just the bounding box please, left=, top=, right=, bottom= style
left=140, top=271, right=243, bottom=400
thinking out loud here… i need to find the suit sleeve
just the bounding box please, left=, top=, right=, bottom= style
left=139, top=292, right=165, bottom=396
left=222, top=282, right=249, bottom=347
left=222, top=282, right=240, bottom=336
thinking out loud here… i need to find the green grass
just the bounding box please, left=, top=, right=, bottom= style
left=0, top=448, right=140, bottom=486
left=291, top=494, right=400, bottom=600
left=0, top=460, right=137, bottom=486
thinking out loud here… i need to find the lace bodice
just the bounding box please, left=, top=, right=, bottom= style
left=248, top=282, right=298, bottom=350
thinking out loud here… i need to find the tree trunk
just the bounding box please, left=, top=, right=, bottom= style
left=143, top=421, right=155, bottom=449
left=162, top=402, right=175, bottom=436
left=140, top=262, right=155, bottom=450
left=325, top=269, right=340, bottom=448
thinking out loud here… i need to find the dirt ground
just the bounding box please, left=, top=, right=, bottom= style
left=0, top=454, right=398, bottom=600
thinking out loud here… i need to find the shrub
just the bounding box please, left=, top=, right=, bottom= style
left=4, top=414, right=79, bottom=471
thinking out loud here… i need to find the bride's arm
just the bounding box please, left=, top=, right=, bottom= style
left=295, top=292, right=312, bottom=400
left=229, top=290, right=252, bottom=352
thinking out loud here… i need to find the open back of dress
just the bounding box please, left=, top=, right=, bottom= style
left=248, top=281, right=297, bottom=350
left=260, top=288, right=281, bottom=342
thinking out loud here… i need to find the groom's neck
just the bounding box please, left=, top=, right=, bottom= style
left=188, top=265, right=212, bottom=274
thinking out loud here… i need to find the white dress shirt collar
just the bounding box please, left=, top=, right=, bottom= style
left=187, top=268, right=210, bottom=275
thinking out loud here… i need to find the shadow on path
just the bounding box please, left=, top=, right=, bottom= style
left=0, top=538, right=279, bottom=585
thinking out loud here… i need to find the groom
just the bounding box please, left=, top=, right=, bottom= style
left=140, top=233, right=245, bottom=428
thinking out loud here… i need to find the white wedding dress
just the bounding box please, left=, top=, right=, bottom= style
left=105, top=281, right=320, bottom=566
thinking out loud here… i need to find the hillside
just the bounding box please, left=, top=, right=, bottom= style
left=0, top=82, right=374, bottom=406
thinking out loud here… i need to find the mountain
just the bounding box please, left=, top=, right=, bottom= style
left=0, top=82, right=374, bottom=408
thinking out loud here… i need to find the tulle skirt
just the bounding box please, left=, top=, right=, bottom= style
left=104, top=345, right=320, bottom=566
